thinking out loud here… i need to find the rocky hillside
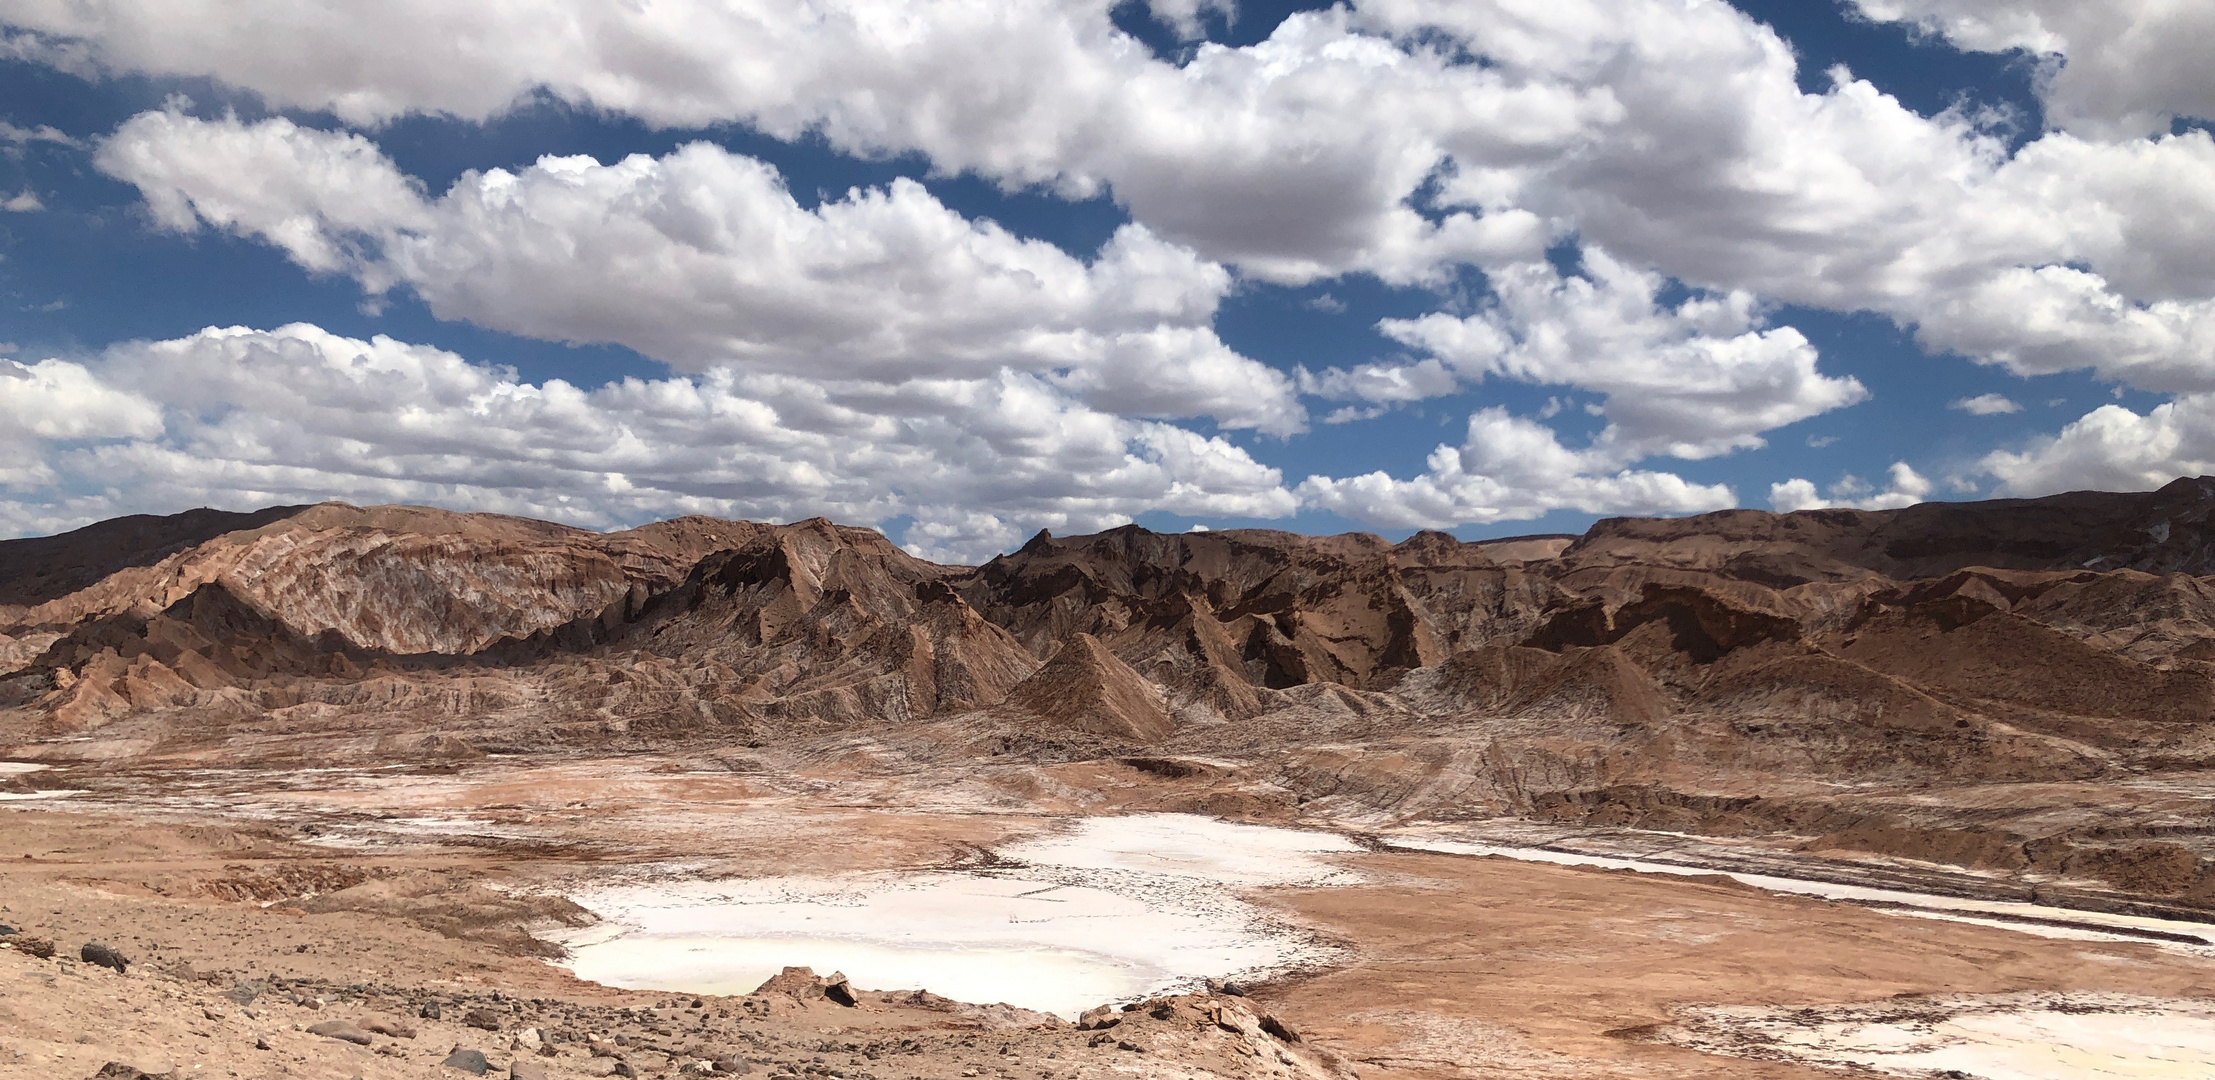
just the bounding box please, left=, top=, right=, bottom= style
left=12, top=480, right=2215, bottom=915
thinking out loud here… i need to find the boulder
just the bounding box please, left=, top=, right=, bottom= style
left=306, top=1020, right=372, bottom=1046
left=441, top=1047, right=492, bottom=1075
left=80, top=941, right=129, bottom=974
left=751, top=966, right=859, bottom=1006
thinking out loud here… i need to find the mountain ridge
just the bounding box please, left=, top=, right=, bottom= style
left=12, top=481, right=2215, bottom=918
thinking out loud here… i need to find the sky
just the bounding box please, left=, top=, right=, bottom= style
left=0, top=0, right=2211, bottom=562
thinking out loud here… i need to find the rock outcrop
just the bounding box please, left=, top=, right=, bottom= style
left=16, top=484, right=2215, bottom=912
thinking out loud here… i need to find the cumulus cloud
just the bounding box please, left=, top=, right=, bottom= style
left=10, top=1, right=1605, bottom=284
left=35, top=1, right=2215, bottom=387
left=0, top=356, right=163, bottom=491
left=1767, top=462, right=1934, bottom=512
left=1848, top=0, right=2215, bottom=138
left=1950, top=392, right=2021, bottom=415
left=95, top=110, right=1303, bottom=435
left=0, top=325, right=1295, bottom=561
left=1978, top=395, right=2215, bottom=497
left=21, top=0, right=2215, bottom=531
left=1296, top=407, right=1736, bottom=528
left=1324, top=247, right=1867, bottom=460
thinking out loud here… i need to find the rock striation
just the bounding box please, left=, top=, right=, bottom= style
left=16, top=481, right=2215, bottom=913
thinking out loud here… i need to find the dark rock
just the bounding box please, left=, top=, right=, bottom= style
left=463, top=1007, right=504, bottom=1030
left=0, top=922, right=15, bottom=934
left=613, top=1063, right=638, bottom=1078
left=307, top=1020, right=372, bottom=1046
left=420, top=1000, right=443, bottom=1020
left=1076, top=1006, right=1120, bottom=1031
left=225, top=981, right=265, bottom=1006
left=89, top=1065, right=176, bottom=1080
left=80, top=941, right=129, bottom=974
left=821, top=973, right=858, bottom=1008
left=1259, top=1015, right=1302, bottom=1043
left=12, top=936, right=54, bottom=959
left=712, top=1057, right=754, bottom=1074
left=254, top=1038, right=272, bottom=1051
left=441, top=1048, right=491, bottom=1075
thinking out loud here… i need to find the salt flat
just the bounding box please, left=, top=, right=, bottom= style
left=561, top=813, right=1361, bottom=1017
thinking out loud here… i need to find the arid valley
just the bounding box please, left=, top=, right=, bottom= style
left=13, top=486, right=2215, bottom=1079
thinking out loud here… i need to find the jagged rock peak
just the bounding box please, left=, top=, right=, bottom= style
left=1003, top=632, right=1174, bottom=742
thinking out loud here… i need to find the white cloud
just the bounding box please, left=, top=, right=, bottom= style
left=95, top=110, right=1304, bottom=435
left=1296, top=406, right=1736, bottom=528
left=1, top=190, right=39, bottom=211
left=1352, top=247, right=1867, bottom=461
left=1146, top=0, right=1236, bottom=40
left=21, top=0, right=2215, bottom=531
left=1767, top=462, right=1934, bottom=512
left=0, top=118, right=79, bottom=147
left=0, top=356, right=163, bottom=490
left=0, top=325, right=1296, bottom=562
left=1978, top=395, right=2215, bottom=497
left=45, top=0, right=2215, bottom=395
left=1949, top=392, right=2021, bottom=415
left=1848, top=0, right=2215, bottom=138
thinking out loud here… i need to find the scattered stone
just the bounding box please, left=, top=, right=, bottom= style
left=712, top=1056, right=754, bottom=1074
left=89, top=1065, right=176, bottom=1080
left=254, top=1038, right=272, bottom=1051
left=822, top=973, right=859, bottom=1008
left=225, top=980, right=264, bottom=1006
left=420, top=1000, right=443, bottom=1020
left=441, top=1047, right=492, bottom=1075
left=364, top=1017, right=418, bottom=1038
left=1076, top=1005, right=1120, bottom=1031
left=514, top=1026, right=544, bottom=1050
left=509, top=1060, right=550, bottom=1080
left=0, top=922, right=14, bottom=934
left=1259, top=1015, right=1302, bottom=1043
left=307, top=1020, right=373, bottom=1046
left=12, top=935, right=54, bottom=959
left=201, top=1008, right=225, bottom=1021
left=613, top=1063, right=638, bottom=1078
left=463, top=1006, right=504, bottom=1030
left=80, top=941, right=129, bottom=974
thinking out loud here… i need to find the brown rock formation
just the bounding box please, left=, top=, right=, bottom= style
left=1004, top=633, right=1174, bottom=741
left=16, top=482, right=2215, bottom=913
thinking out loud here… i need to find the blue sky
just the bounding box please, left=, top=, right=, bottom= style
left=1, top=1, right=2211, bottom=559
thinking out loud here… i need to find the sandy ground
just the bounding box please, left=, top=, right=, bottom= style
left=8, top=757, right=2215, bottom=1080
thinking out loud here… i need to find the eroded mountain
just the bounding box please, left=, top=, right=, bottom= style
left=10, top=479, right=2215, bottom=918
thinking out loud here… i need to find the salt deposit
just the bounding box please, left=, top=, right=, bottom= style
left=1667, top=993, right=2215, bottom=1080
left=1394, top=837, right=2215, bottom=951
left=560, top=813, right=1360, bottom=1017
